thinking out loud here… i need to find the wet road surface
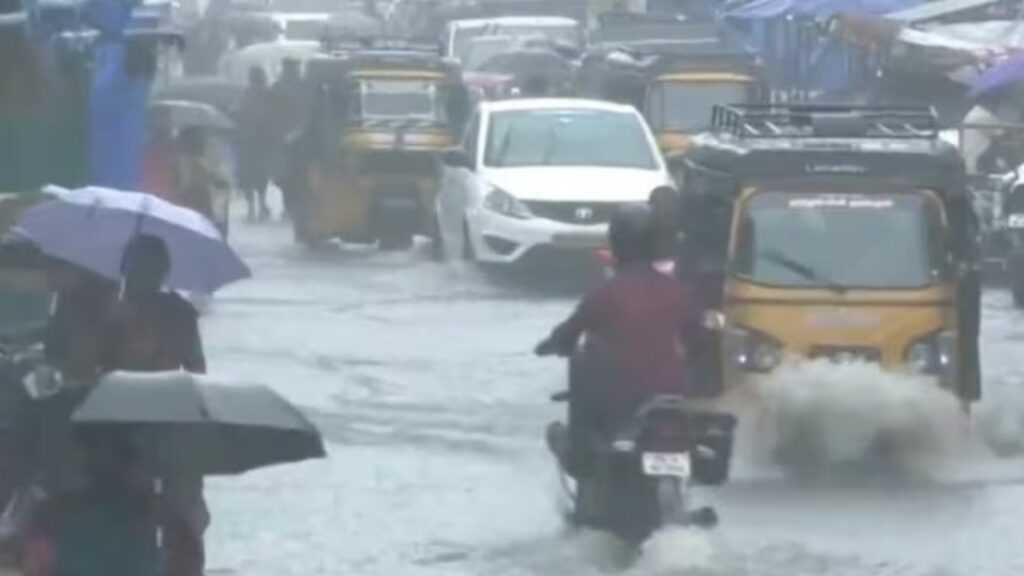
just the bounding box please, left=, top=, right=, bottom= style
left=201, top=215, right=1024, bottom=576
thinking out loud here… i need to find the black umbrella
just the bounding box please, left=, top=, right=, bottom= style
left=154, top=77, right=246, bottom=118
left=149, top=100, right=235, bottom=131
left=73, top=372, right=326, bottom=476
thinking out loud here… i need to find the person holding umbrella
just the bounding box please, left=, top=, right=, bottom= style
left=99, top=234, right=207, bottom=576
left=11, top=186, right=254, bottom=576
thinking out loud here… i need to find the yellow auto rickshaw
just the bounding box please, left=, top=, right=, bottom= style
left=288, top=41, right=470, bottom=249
left=677, top=104, right=981, bottom=404
left=579, top=15, right=763, bottom=159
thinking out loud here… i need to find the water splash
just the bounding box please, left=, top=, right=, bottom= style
left=700, top=360, right=985, bottom=478
left=629, top=527, right=717, bottom=576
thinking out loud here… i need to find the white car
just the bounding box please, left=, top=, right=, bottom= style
left=437, top=98, right=675, bottom=265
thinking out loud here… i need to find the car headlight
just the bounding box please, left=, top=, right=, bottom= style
left=905, top=332, right=955, bottom=375
left=725, top=326, right=782, bottom=373
left=484, top=187, right=531, bottom=219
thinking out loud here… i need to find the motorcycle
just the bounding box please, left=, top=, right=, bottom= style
left=0, top=333, right=62, bottom=566
left=545, top=350, right=736, bottom=544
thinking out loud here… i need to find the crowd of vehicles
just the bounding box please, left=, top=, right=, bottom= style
left=2, top=0, right=1004, bottom=551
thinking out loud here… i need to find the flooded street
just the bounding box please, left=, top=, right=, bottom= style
left=201, top=215, right=1024, bottom=576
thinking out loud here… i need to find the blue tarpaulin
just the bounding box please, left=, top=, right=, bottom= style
left=723, top=0, right=919, bottom=95
left=725, top=0, right=917, bottom=19
left=89, top=39, right=147, bottom=189
left=84, top=0, right=145, bottom=189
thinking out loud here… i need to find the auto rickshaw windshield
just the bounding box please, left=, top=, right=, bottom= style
left=732, top=191, right=948, bottom=290
left=358, top=79, right=444, bottom=120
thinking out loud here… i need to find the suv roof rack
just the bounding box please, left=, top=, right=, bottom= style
left=710, top=104, right=940, bottom=139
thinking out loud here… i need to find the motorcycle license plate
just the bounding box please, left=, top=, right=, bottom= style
left=1008, top=214, right=1024, bottom=229
left=642, top=452, right=690, bottom=478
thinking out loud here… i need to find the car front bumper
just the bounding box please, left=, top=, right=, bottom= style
left=467, top=208, right=608, bottom=265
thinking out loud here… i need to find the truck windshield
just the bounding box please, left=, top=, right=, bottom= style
left=733, top=192, right=945, bottom=290
left=451, top=23, right=579, bottom=61
left=646, top=80, right=751, bottom=132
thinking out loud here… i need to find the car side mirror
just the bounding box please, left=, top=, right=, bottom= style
left=441, top=148, right=474, bottom=171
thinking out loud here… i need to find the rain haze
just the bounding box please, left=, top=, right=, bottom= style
left=2, top=0, right=1024, bottom=574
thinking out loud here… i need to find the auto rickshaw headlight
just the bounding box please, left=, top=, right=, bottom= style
left=726, top=327, right=782, bottom=373
left=905, top=332, right=955, bottom=375
left=484, top=187, right=532, bottom=220
left=906, top=340, right=935, bottom=373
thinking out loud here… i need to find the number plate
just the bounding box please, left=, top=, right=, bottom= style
left=1008, top=214, right=1024, bottom=229
left=552, top=233, right=605, bottom=249
left=642, top=452, right=691, bottom=478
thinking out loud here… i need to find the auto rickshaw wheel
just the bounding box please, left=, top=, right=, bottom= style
left=430, top=214, right=445, bottom=261
left=462, top=220, right=476, bottom=261
left=1013, top=284, right=1024, bottom=308
left=378, top=229, right=414, bottom=251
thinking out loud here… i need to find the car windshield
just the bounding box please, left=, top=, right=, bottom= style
left=646, top=81, right=751, bottom=131
left=733, top=192, right=945, bottom=290
left=358, top=79, right=440, bottom=119
left=483, top=108, right=657, bottom=169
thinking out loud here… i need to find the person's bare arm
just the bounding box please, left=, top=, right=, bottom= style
left=536, top=289, right=605, bottom=356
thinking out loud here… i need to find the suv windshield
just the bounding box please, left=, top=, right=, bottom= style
left=647, top=81, right=751, bottom=131
left=733, top=192, right=945, bottom=290
left=483, top=108, right=657, bottom=169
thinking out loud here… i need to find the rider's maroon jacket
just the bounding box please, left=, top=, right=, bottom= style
left=550, top=263, right=702, bottom=405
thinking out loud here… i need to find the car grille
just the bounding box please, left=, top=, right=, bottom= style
left=808, top=345, right=881, bottom=364
left=524, top=201, right=619, bottom=224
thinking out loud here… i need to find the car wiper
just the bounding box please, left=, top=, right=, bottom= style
left=758, top=249, right=848, bottom=295
left=541, top=126, right=559, bottom=166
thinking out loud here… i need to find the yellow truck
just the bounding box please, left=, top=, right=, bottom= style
left=676, top=104, right=981, bottom=404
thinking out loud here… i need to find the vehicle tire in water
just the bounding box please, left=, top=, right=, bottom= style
left=430, top=214, right=445, bottom=261
left=378, top=224, right=414, bottom=251
left=607, top=469, right=660, bottom=545
left=462, top=220, right=476, bottom=261
left=1013, top=281, right=1024, bottom=308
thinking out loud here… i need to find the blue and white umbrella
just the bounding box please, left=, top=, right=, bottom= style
left=14, top=185, right=250, bottom=293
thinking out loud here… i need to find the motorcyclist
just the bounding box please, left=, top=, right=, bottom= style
left=535, top=203, right=703, bottom=475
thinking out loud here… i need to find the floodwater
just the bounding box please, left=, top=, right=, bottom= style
left=200, top=211, right=1024, bottom=576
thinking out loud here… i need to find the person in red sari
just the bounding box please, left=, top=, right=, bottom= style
left=141, top=113, right=179, bottom=203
